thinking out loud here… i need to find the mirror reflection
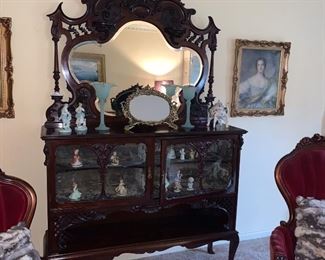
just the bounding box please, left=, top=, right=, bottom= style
left=69, top=21, right=202, bottom=114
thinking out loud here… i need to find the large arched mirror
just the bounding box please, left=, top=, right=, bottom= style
left=45, top=0, right=219, bottom=129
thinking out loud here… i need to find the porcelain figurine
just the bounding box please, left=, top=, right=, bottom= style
left=189, top=149, right=196, bottom=160
left=167, top=145, right=176, bottom=159
left=179, top=148, right=185, bottom=160
left=187, top=177, right=194, bottom=191
left=110, top=151, right=120, bottom=166
left=207, top=100, right=229, bottom=130
left=75, top=103, right=87, bottom=134
left=69, top=181, right=82, bottom=201
left=71, top=149, right=83, bottom=168
left=174, top=170, right=183, bottom=193
left=59, top=103, right=72, bottom=134
left=115, top=178, right=127, bottom=196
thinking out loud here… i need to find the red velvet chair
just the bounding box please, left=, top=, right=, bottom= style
left=270, top=134, right=325, bottom=260
left=0, top=168, right=37, bottom=232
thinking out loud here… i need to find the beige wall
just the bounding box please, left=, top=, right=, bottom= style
left=0, top=0, right=324, bottom=258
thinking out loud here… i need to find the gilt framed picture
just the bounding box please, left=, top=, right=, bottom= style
left=0, top=17, right=14, bottom=118
left=70, top=52, right=106, bottom=83
left=230, top=39, right=291, bottom=117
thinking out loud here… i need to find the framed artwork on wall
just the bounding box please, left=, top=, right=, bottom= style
left=0, top=17, right=14, bottom=118
left=70, top=52, right=106, bottom=83
left=230, top=39, right=291, bottom=117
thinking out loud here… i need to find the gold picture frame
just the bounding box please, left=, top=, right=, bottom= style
left=70, top=52, right=106, bottom=83
left=0, top=17, right=14, bottom=118
left=230, top=39, right=291, bottom=117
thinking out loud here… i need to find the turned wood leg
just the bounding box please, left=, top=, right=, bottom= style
left=207, top=242, right=215, bottom=254
left=228, top=233, right=239, bottom=260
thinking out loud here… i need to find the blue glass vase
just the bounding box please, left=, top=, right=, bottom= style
left=91, top=82, right=112, bottom=131
left=180, top=86, right=196, bottom=129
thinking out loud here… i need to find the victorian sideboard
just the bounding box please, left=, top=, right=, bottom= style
left=42, top=126, right=246, bottom=259
left=42, top=0, right=247, bottom=259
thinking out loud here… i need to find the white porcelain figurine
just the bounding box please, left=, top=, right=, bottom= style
left=75, top=103, right=87, bottom=134
left=179, top=148, right=186, bottom=160
left=59, top=104, right=72, bottom=134
left=187, top=177, right=194, bottom=191
left=207, top=100, right=229, bottom=129
left=69, top=181, right=82, bottom=201
left=174, top=170, right=183, bottom=193
left=115, top=178, right=127, bottom=196
left=110, top=151, right=120, bottom=166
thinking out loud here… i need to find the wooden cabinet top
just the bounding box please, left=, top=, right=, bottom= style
left=41, top=125, right=247, bottom=141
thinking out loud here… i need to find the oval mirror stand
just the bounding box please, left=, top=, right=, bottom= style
left=122, top=86, right=179, bottom=131
left=45, top=0, right=220, bottom=130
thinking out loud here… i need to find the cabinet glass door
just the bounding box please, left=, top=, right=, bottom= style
left=164, top=143, right=200, bottom=199
left=163, top=139, right=234, bottom=201
left=202, top=139, right=233, bottom=191
left=55, top=143, right=148, bottom=203
left=56, top=145, right=100, bottom=203
left=105, top=143, right=147, bottom=198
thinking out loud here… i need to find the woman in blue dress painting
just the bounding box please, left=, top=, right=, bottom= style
left=238, top=58, right=277, bottom=109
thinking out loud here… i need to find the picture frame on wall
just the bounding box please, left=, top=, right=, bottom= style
left=230, top=39, right=291, bottom=117
left=0, top=17, right=14, bottom=118
left=70, top=52, right=106, bottom=83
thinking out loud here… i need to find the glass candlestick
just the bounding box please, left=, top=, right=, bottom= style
left=180, top=85, right=196, bottom=129
left=91, top=82, right=112, bottom=131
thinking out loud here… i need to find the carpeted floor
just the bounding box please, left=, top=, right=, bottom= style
left=138, top=237, right=270, bottom=260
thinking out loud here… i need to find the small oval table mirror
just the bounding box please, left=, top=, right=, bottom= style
left=122, top=86, right=178, bottom=131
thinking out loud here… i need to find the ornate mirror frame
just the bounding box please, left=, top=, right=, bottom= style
left=45, top=0, right=220, bottom=129
left=122, top=86, right=178, bottom=131
left=0, top=18, right=14, bottom=119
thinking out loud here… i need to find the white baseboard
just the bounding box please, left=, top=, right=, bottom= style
left=114, top=230, right=272, bottom=259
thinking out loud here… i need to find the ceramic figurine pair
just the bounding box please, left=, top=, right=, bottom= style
left=59, top=103, right=87, bottom=135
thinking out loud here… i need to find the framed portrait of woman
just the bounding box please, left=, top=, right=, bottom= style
left=0, top=17, right=14, bottom=118
left=230, top=39, right=291, bottom=117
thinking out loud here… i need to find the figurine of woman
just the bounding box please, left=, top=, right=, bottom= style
left=71, top=149, right=83, bottom=168
left=59, top=104, right=72, bottom=134
left=69, top=181, right=82, bottom=201
left=167, top=145, right=176, bottom=159
left=174, top=170, right=182, bottom=192
left=75, top=103, right=87, bottom=134
left=189, top=149, right=196, bottom=160
left=115, top=178, right=127, bottom=196
left=110, top=151, right=120, bottom=166
left=187, top=177, right=194, bottom=191
left=179, top=148, right=185, bottom=160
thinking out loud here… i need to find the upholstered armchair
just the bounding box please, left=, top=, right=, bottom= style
left=270, top=134, right=325, bottom=260
left=0, top=168, right=37, bottom=232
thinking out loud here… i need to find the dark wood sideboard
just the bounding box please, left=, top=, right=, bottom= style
left=42, top=126, right=246, bottom=259
left=42, top=0, right=247, bottom=258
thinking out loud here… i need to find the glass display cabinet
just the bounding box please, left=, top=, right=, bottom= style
left=41, top=0, right=247, bottom=259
